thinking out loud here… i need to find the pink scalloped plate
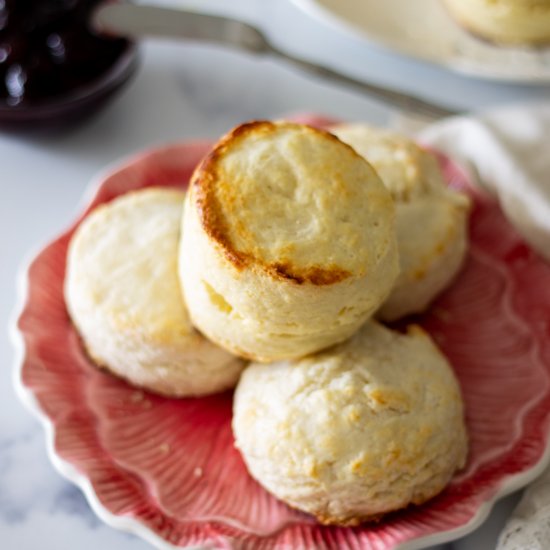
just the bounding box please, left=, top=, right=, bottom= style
left=14, top=116, right=550, bottom=550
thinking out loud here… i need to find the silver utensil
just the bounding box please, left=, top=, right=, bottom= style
left=94, top=3, right=459, bottom=120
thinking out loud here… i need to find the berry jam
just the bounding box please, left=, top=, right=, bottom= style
left=0, top=0, right=131, bottom=107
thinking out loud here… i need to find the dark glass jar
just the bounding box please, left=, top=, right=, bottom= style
left=0, top=0, right=137, bottom=128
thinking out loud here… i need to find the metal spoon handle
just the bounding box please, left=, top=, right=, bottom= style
left=95, top=3, right=459, bottom=120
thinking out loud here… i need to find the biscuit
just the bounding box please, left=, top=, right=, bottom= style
left=332, top=123, right=470, bottom=321
left=65, top=188, right=244, bottom=397
left=179, top=121, right=399, bottom=362
left=331, top=123, right=448, bottom=202
left=443, top=0, right=550, bottom=46
left=233, top=321, right=468, bottom=525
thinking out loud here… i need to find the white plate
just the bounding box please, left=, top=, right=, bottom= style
left=291, top=0, right=550, bottom=82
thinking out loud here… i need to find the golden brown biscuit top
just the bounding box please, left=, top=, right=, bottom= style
left=191, top=121, right=395, bottom=285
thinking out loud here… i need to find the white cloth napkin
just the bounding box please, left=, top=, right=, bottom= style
left=412, top=101, right=550, bottom=549
left=417, top=101, right=550, bottom=262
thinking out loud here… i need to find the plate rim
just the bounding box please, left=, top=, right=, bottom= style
left=290, top=0, right=550, bottom=83
left=11, top=139, right=550, bottom=550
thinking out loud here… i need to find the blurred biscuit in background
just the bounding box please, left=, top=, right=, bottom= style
left=443, top=0, right=550, bottom=46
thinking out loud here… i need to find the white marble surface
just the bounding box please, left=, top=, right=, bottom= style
left=2, top=1, right=548, bottom=548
